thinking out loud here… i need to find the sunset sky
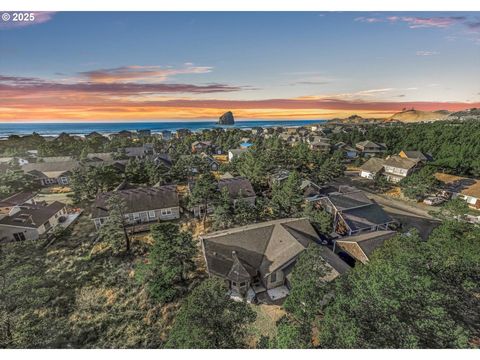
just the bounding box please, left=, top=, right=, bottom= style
left=0, top=11, right=479, bottom=122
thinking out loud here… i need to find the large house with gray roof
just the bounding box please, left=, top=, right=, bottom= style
left=201, top=218, right=350, bottom=300
left=91, top=185, right=180, bottom=230
left=318, top=187, right=395, bottom=236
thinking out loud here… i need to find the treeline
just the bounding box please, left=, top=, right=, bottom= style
left=331, top=120, right=480, bottom=177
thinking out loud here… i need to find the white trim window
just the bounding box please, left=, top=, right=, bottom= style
left=161, top=208, right=172, bottom=216
left=148, top=210, right=156, bottom=219
left=133, top=213, right=140, bottom=220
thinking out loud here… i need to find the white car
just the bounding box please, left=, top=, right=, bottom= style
left=423, top=196, right=446, bottom=206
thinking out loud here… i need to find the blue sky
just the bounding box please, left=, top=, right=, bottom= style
left=0, top=12, right=479, bottom=121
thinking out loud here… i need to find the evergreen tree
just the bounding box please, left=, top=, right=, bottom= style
left=98, top=193, right=130, bottom=253
left=138, top=223, right=196, bottom=304
left=165, top=278, right=256, bottom=348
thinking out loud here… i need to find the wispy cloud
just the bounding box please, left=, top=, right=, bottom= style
left=356, top=15, right=468, bottom=29
left=416, top=50, right=439, bottom=56
left=354, top=16, right=384, bottom=24
left=0, top=73, right=244, bottom=96
left=0, top=12, right=56, bottom=29
left=79, top=63, right=213, bottom=83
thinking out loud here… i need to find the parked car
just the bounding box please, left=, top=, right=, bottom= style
left=423, top=196, right=446, bottom=206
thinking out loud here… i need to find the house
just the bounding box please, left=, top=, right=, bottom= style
left=0, top=201, right=67, bottom=243
left=355, top=140, right=386, bottom=157
left=334, top=142, right=359, bottom=159
left=398, top=150, right=432, bottom=163
left=251, top=127, right=263, bottom=135
left=86, top=152, right=115, bottom=162
left=268, top=169, right=291, bottom=186
left=434, top=173, right=480, bottom=209
left=176, top=129, right=192, bottom=138
left=85, top=131, right=105, bottom=140
left=22, top=161, right=79, bottom=186
left=309, top=139, right=331, bottom=152
left=137, top=129, right=151, bottom=138
left=200, top=153, right=220, bottom=171
left=300, top=180, right=323, bottom=201
left=37, top=156, right=75, bottom=163
left=334, top=230, right=397, bottom=265
left=0, top=191, right=37, bottom=219
left=383, top=155, right=420, bottom=183
left=359, top=157, right=386, bottom=179
left=161, top=130, right=172, bottom=140
left=91, top=185, right=180, bottom=230
left=318, top=188, right=395, bottom=236
left=228, top=148, right=248, bottom=162
left=191, top=141, right=212, bottom=153
left=201, top=218, right=350, bottom=299
left=122, top=144, right=155, bottom=159
left=218, top=176, right=256, bottom=207
left=153, top=153, right=173, bottom=168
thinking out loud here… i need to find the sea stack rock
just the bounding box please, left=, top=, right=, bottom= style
left=218, top=111, right=235, bottom=125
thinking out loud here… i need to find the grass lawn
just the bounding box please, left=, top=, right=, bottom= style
left=246, top=303, right=286, bottom=347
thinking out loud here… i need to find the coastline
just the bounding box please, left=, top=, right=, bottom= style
left=0, top=119, right=326, bottom=138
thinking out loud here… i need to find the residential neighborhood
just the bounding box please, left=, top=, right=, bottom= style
left=1, top=117, right=480, bottom=349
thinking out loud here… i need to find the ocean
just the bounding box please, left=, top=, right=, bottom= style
left=0, top=120, right=325, bottom=138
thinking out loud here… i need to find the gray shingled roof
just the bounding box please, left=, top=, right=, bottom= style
left=340, top=204, right=394, bottom=232
left=91, top=185, right=179, bottom=218
left=356, top=140, right=382, bottom=149
left=328, top=191, right=373, bottom=211
left=0, top=201, right=65, bottom=228
left=218, top=176, right=256, bottom=199
left=337, top=230, right=396, bottom=257
left=202, top=218, right=319, bottom=281
left=317, top=246, right=352, bottom=275
left=0, top=191, right=36, bottom=207
left=401, top=151, right=429, bottom=161
left=22, top=161, right=79, bottom=178
left=384, top=155, right=418, bottom=170
left=360, top=157, right=385, bottom=173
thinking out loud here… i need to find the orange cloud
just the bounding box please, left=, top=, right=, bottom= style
left=1, top=72, right=478, bottom=122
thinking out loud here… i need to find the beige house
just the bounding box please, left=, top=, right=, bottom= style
left=91, top=185, right=180, bottom=230
left=0, top=201, right=67, bottom=243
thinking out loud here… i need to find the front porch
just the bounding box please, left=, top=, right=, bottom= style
left=229, top=284, right=290, bottom=305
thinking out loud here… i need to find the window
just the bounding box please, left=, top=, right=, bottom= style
left=232, top=281, right=237, bottom=287
left=13, top=232, right=26, bottom=241
left=133, top=213, right=140, bottom=220
left=161, top=208, right=172, bottom=216
left=239, top=281, right=246, bottom=287
left=148, top=210, right=156, bottom=219
left=270, top=271, right=277, bottom=283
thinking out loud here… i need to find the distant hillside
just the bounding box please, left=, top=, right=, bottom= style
left=388, top=109, right=450, bottom=122
left=329, top=114, right=384, bottom=124
left=447, top=108, right=480, bottom=121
